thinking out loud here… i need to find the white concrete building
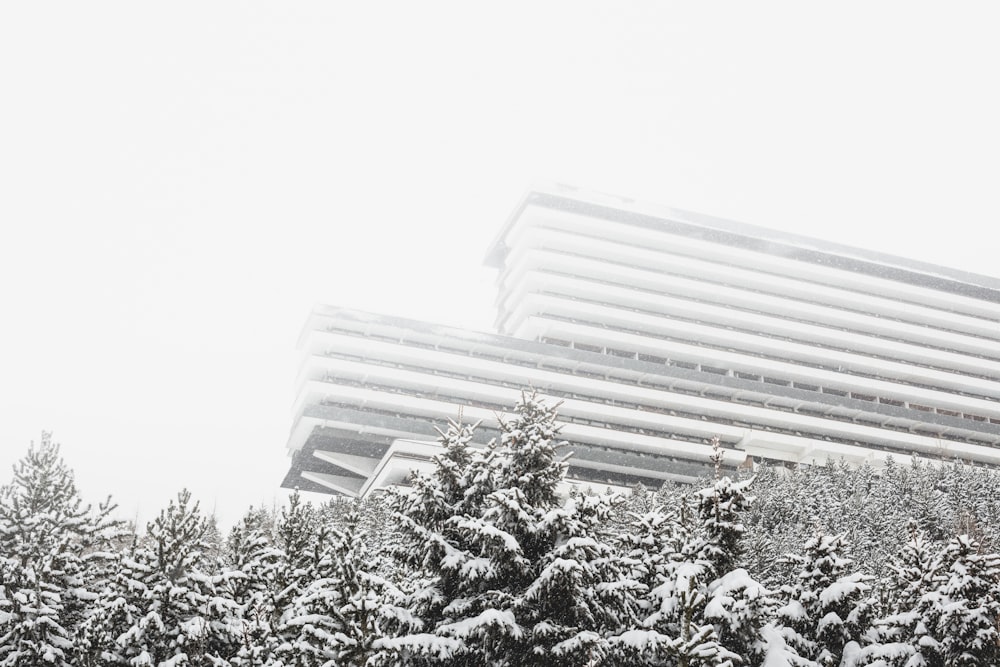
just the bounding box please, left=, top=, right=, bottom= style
left=283, top=186, right=1000, bottom=497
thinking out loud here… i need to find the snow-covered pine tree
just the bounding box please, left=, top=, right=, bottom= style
left=271, top=488, right=327, bottom=652
left=902, top=457, right=947, bottom=543
left=612, top=506, right=687, bottom=665
left=755, top=623, right=819, bottom=667
left=741, top=466, right=813, bottom=589
left=617, top=508, right=684, bottom=610
left=283, top=510, right=411, bottom=667
left=452, top=393, right=639, bottom=666
left=390, top=416, right=481, bottom=639
left=224, top=506, right=283, bottom=666
left=612, top=440, right=763, bottom=667
left=390, top=393, right=639, bottom=666
left=376, top=416, right=490, bottom=666
left=695, top=444, right=775, bottom=664
left=278, top=517, right=350, bottom=667
left=695, top=438, right=754, bottom=579
left=776, top=533, right=872, bottom=667
left=516, top=490, right=641, bottom=667
left=0, top=433, right=123, bottom=667
left=357, top=493, right=406, bottom=582
left=203, top=513, right=226, bottom=566
left=76, top=534, right=151, bottom=666
left=110, top=488, right=238, bottom=665
left=843, top=461, right=904, bottom=583
left=387, top=405, right=520, bottom=666
left=625, top=482, right=654, bottom=516
left=856, top=520, right=941, bottom=667
left=931, top=533, right=1000, bottom=666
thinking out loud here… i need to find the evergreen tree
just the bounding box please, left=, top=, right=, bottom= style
left=279, top=518, right=349, bottom=667
left=776, top=533, right=872, bottom=667
left=76, top=535, right=150, bottom=666
left=391, top=416, right=481, bottom=640
left=613, top=441, right=762, bottom=667
left=272, top=488, right=327, bottom=652
left=224, top=507, right=283, bottom=666
left=391, top=393, right=639, bottom=666
left=283, top=511, right=410, bottom=667
left=932, top=534, right=1000, bottom=666
left=694, top=439, right=754, bottom=579
left=0, top=433, right=123, bottom=667
left=696, top=459, right=772, bottom=664
left=105, top=489, right=238, bottom=665
left=857, top=520, right=941, bottom=667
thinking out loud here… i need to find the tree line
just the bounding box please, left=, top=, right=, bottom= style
left=2, top=394, right=1000, bottom=666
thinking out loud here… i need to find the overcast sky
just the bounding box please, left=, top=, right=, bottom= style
left=2, top=1, right=999, bottom=529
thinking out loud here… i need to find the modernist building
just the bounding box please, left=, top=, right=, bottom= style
left=282, top=186, right=1000, bottom=497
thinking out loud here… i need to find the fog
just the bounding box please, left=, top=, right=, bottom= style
left=1, top=1, right=999, bottom=529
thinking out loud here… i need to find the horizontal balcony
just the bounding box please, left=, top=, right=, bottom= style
left=298, top=314, right=1000, bottom=442
left=497, top=245, right=1000, bottom=365
left=501, top=206, right=1000, bottom=324
left=291, top=339, right=1000, bottom=465
left=502, top=295, right=1000, bottom=407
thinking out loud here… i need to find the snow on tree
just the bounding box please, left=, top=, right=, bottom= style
left=841, top=462, right=904, bottom=586
left=516, top=492, right=641, bottom=667
left=618, top=482, right=655, bottom=519
left=473, top=393, right=641, bottom=666
left=612, top=440, right=768, bottom=666
left=271, top=488, right=329, bottom=651
left=76, top=535, right=151, bottom=666
left=280, top=510, right=411, bottom=667
left=704, top=566, right=778, bottom=665
left=390, top=416, right=482, bottom=638
left=930, top=533, right=1000, bottom=666
left=776, top=533, right=873, bottom=667
left=223, top=506, right=283, bottom=666
left=0, top=433, right=123, bottom=667
left=390, top=392, right=640, bottom=666
left=100, top=488, right=238, bottom=665
left=855, top=519, right=941, bottom=667
left=695, top=438, right=755, bottom=580
left=697, top=441, right=781, bottom=664
left=753, top=622, right=819, bottom=667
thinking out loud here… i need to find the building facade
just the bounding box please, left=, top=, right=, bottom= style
left=282, top=186, right=1000, bottom=496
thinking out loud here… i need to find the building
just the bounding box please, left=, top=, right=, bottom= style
left=282, top=185, right=1000, bottom=497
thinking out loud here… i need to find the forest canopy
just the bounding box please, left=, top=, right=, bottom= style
left=2, top=395, right=1000, bottom=666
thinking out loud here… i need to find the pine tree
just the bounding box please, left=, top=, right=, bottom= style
left=0, top=433, right=123, bottom=667
left=279, top=518, right=346, bottom=667
left=466, top=393, right=639, bottom=666
left=224, top=507, right=283, bottom=666
left=390, top=416, right=481, bottom=641
left=776, top=533, right=872, bottom=667
left=76, top=535, right=151, bottom=666
left=857, top=520, right=941, bottom=667
left=695, top=439, right=755, bottom=579
left=282, top=511, right=410, bottom=667
left=613, top=441, right=763, bottom=667
left=105, top=488, right=238, bottom=665
left=741, top=466, right=813, bottom=589
left=272, top=488, right=327, bottom=652
left=391, top=393, right=639, bottom=666
left=695, top=455, right=772, bottom=664
left=932, top=534, right=1000, bottom=666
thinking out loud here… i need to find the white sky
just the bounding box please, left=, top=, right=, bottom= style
left=2, top=1, right=999, bottom=530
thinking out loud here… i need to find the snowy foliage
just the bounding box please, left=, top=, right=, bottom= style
left=87, top=489, right=240, bottom=665
left=389, top=393, right=641, bottom=666
left=0, top=433, right=123, bottom=667
left=7, top=404, right=1000, bottom=666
